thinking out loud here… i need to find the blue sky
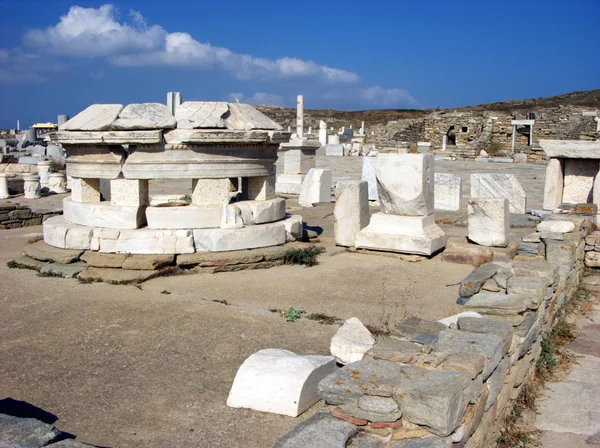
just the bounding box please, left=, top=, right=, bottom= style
left=0, top=0, right=598, bottom=128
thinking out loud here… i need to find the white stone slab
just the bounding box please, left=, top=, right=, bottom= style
left=361, top=156, right=378, bottom=201
left=543, top=159, right=564, bottom=210
left=99, top=228, right=194, bottom=254
left=283, top=214, right=303, bottom=242
left=175, top=102, right=229, bottom=129
left=540, top=140, right=600, bottom=159
left=434, top=173, right=462, bottom=211
left=63, top=198, right=146, bottom=229
left=112, top=103, right=176, bottom=130
left=193, top=221, right=286, bottom=252
left=355, top=213, right=446, bottom=255
left=468, top=198, right=510, bottom=247
left=232, top=198, right=286, bottom=225
left=298, top=169, right=332, bottom=207
left=438, top=312, right=482, bottom=327
left=325, top=144, right=344, bottom=156
left=470, top=173, right=526, bottom=214
left=60, top=104, right=123, bottom=131
left=146, top=204, right=222, bottom=229
left=227, top=349, right=337, bottom=417
left=376, top=154, right=434, bottom=216
left=226, top=103, right=283, bottom=131
left=537, top=220, right=575, bottom=233
left=276, top=173, right=304, bottom=195
left=43, top=216, right=92, bottom=250
left=149, top=194, right=188, bottom=207
left=334, top=180, right=369, bottom=247
left=562, top=159, right=599, bottom=204
left=330, top=317, right=374, bottom=364
left=52, top=130, right=162, bottom=145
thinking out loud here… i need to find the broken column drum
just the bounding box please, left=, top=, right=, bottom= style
left=43, top=102, right=300, bottom=254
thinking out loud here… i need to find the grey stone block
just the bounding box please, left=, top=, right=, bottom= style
left=274, top=413, right=357, bottom=448
left=484, top=356, right=510, bottom=410
left=40, top=262, right=87, bottom=278
left=457, top=317, right=514, bottom=356
left=390, top=316, right=446, bottom=340
left=391, top=437, right=452, bottom=448
left=458, top=263, right=498, bottom=298
left=0, top=414, right=59, bottom=448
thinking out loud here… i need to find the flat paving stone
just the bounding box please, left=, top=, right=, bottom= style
left=24, top=241, right=83, bottom=264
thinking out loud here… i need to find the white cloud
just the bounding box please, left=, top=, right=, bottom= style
left=0, top=47, right=66, bottom=83
left=228, top=92, right=285, bottom=106
left=228, top=92, right=245, bottom=102
left=358, top=86, right=417, bottom=107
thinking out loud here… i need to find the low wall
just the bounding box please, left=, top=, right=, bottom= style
left=276, top=214, right=591, bottom=447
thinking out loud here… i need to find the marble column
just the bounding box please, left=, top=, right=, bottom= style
left=0, top=173, right=10, bottom=199
left=37, top=161, right=52, bottom=188
left=48, top=173, right=68, bottom=193
left=296, top=95, right=304, bottom=139
left=511, top=125, right=517, bottom=152
left=318, top=120, right=328, bottom=145
left=23, top=174, right=41, bottom=199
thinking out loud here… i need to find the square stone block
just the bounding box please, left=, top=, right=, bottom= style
left=376, top=154, right=434, bottom=216
left=193, top=222, right=286, bottom=252
left=435, top=173, right=462, bottom=211
left=110, top=179, right=149, bottom=206
left=282, top=149, right=315, bottom=175
left=276, top=173, right=304, bottom=195
left=192, top=178, right=232, bottom=206
left=247, top=175, right=276, bottom=201
left=470, top=173, right=526, bottom=214
left=562, top=159, right=598, bottom=204
left=63, top=198, right=147, bottom=229
left=334, top=180, right=369, bottom=247
left=543, top=158, right=564, bottom=210
left=298, top=168, right=332, bottom=207
left=468, top=198, right=510, bottom=247
left=70, top=178, right=101, bottom=203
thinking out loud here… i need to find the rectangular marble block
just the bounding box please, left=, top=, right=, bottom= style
left=434, top=173, right=462, bottom=211
left=468, top=198, right=510, bottom=247
left=361, top=157, right=378, bottom=201
left=146, top=205, right=222, bottom=229
left=376, top=153, right=434, bottom=216
left=282, top=149, right=315, bottom=175
left=99, top=228, right=194, bottom=254
left=110, top=179, right=149, bottom=206
left=298, top=168, right=332, bottom=207
left=355, top=212, right=446, bottom=255
left=334, top=180, right=369, bottom=247
left=193, top=221, right=286, bottom=252
left=325, top=144, right=344, bottom=156
left=470, top=173, right=526, bottom=214
left=43, top=215, right=93, bottom=250
left=543, top=158, right=564, bottom=210
left=192, top=178, right=232, bottom=205
left=63, top=198, right=147, bottom=229
left=276, top=173, right=304, bottom=195
left=247, top=175, right=276, bottom=201
left=562, top=159, right=599, bottom=204
left=70, top=178, right=101, bottom=203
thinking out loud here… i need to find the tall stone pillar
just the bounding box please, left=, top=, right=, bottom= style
left=0, top=173, right=10, bottom=199
left=319, top=120, right=328, bottom=145
left=167, top=92, right=182, bottom=116
left=296, top=95, right=304, bottom=138
left=511, top=125, right=517, bottom=152
left=442, top=135, right=448, bottom=151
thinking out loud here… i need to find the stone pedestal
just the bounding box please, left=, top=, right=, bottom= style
left=48, top=173, right=68, bottom=193
left=334, top=180, right=369, bottom=247
left=37, top=161, right=52, bottom=187
left=0, top=173, right=10, bottom=199
left=192, top=178, right=233, bottom=205
left=247, top=175, right=275, bottom=201
left=318, top=120, right=328, bottom=146
left=361, top=157, right=378, bottom=201
left=110, top=179, right=149, bottom=206
left=468, top=198, right=509, bottom=247
left=23, top=174, right=41, bottom=199
left=71, top=178, right=101, bottom=203
left=276, top=139, right=320, bottom=195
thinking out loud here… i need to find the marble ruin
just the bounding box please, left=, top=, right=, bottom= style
left=355, top=154, right=446, bottom=255
left=333, top=180, right=369, bottom=247
left=43, top=100, right=303, bottom=253
left=470, top=173, right=527, bottom=214
left=468, top=198, right=510, bottom=247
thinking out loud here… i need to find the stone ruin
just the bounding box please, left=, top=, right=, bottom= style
left=42, top=101, right=303, bottom=254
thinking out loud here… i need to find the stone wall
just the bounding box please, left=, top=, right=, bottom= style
left=0, top=203, right=60, bottom=229
left=276, top=213, right=592, bottom=447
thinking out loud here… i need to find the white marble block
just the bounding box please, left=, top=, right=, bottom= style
left=232, top=198, right=286, bottom=225
left=275, top=173, right=303, bottom=195
left=334, top=180, right=369, bottom=247
left=193, top=221, right=286, bottom=252
left=330, top=317, right=375, bottom=364
left=23, top=174, right=41, bottom=199
left=470, top=173, right=526, bottom=214
left=282, top=149, right=315, bottom=174
left=227, top=349, right=337, bottom=417
left=43, top=216, right=92, bottom=250
left=70, top=178, right=101, bottom=203
left=361, top=156, right=378, bottom=201
left=48, top=173, right=68, bottom=194
left=543, top=158, right=564, bottom=210
left=434, top=173, right=462, bottom=211
left=376, top=154, right=434, bottom=216
left=325, top=144, right=344, bottom=156
left=247, top=175, right=276, bottom=201
left=59, top=104, right=123, bottom=131
left=355, top=213, right=446, bottom=255
left=63, top=198, right=146, bottom=229
left=110, top=179, right=149, bottom=206
left=298, top=168, right=332, bottom=207
left=146, top=204, right=222, bottom=229
left=562, top=159, right=598, bottom=204
left=192, top=178, right=232, bottom=206
left=0, top=173, right=10, bottom=199
left=468, top=198, right=510, bottom=247
left=283, top=214, right=303, bottom=242
left=99, top=228, right=194, bottom=254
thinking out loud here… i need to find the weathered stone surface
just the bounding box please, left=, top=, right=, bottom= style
left=562, top=158, right=598, bottom=204
left=434, top=173, right=461, bottom=212
left=64, top=199, right=147, bottom=231
left=462, top=386, right=489, bottom=438
left=0, top=414, right=59, bottom=448
left=543, top=158, right=564, bottom=210
left=146, top=204, right=222, bottom=229
left=468, top=198, right=509, bottom=247
left=484, top=356, right=510, bottom=410
left=77, top=267, right=158, bottom=283
left=48, top=440, right=98, bottom=447
left=518, top=241, right=541, bottom=257
left=121, top=254, right=175, bottom=270
left=357, top=395, right=399, bottom=414
left=441, top=249, right=492, bottom=266
left=318, top=359, right=427, bottom=405
left=506, top=276, right=547, bottom=307
left=98, top=228, right=194, bottom=255
left=586, top=251, right=600, bottom=267
left=434, top=329, right=503, bottom=379
left=331, top=406, right=368, bottom=426
left=8, top=255, right=46, bottom=271
left=545, top=239, right=577, bottom=266
left=227, top=349, right=336, bottom=417
left=458, top=264, right=498, bottom=298
left=540, top=140, right=600, bottom=159
left=331, top=317, right=375, bottom=364
left=511, top=261, right=558, bottom=286
left=376, top=154, right=433, bottom=216
left=390, top=316, right=446, bottom=340
left=226, top=102, right=283, bottom=131
left=334, top=180, right=369, bottom=247
left=390, top=427, right=430, bottom=441
left=175, top=102, right=228, bottom=129
left=457, top=317, right=514, bottom=356
left=347, top=432, right=388, bottom=448
left=80, top=251, right=128, bottom=268
left=441, top=352, right=485, bottom=379
left=177, top=247, right=285, bottom=267
left=470, top=173, right=527, bottom=214
left=366, top=338, right=421, bottom=364
left=112, top=103, right=176, bottom=130
left=361, top=157, right=378, bottom=201
left=274, top=413, right=357, bottom=448
left=537, top=220, right=575, bottom=233
left=24, top=240, right=83, bottom=264
left=232, top=198, right=286, bottom=226
left=298, top=168, right=332, bottom=207
left=390, top=437, right=452, bottom=448
left=393, top=370, right=472, bottom=437
left=60, top=104, right=123, bottom=131
left=193, top=222, right=286, bottom=252
left=341, top=401, right=402, bottom=423
left=40, top=262, right=86, bottom=278
left=465, top=292, right=532, bottom=315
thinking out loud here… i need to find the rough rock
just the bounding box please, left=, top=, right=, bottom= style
left=464, top=292, right=533, bottom=316
left=112, top=103, right=176, bottom=130
left=537, top=220, right=575, bottom=233
left=60, top=104, right=123, bottom=131
left=227, top=349, right=336, bottom=417
left=365, top=338, right=421, bottom=363
left=393, top=370, right=472, bottom=437
left=341, top=401, right=402, bottom=423
left=24, top=241, right=83, bottom=264
left=506, top=276, right=547, bottom=307
left=458, top=264, right=498, bottom=297
left=390, top=316, right=446, bottom=340
left=357, top=395, right=399, bottom=414
left=318, top=358, right=427, bottom=405
left=274, top=413, right=357, bottom=448
left=457, top=317, right=514, bottom=356
left=441, top=352, right=486, bottom=379
left=331, top=317, right=375, bottom=364
left=0, top=414, right=59, bottom=448
left=77, top=267, right=158, bottom=284
left=485, top=356, right=510, bottom=410
left=468, top=198, right=510, bottom=247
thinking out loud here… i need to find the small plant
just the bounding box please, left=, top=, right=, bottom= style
left=487, top=141, right=503, bottom=155
left=37, top=271, right=63, bottom=278
left=183, top=195, right=192, bottom=204
left=161, top=290, right=171, bottom=295
left=78, top=277, right=94, bottom=284
left=7, top=260, right=29, bottom=269
left=284, top=246, right=326, bottom=267
left=282, top=307, right=306, bottom=323
left=212, top=299, right=229, bottom=305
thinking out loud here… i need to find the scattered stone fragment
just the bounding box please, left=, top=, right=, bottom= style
left=24, top=241, right=83, bottom=264
left=437, top=311, right=482, bottom=327
left=390, top=317, right=446, bottom=340
left=227, top=349, right=336, bottom=417
left=366, top=338, right=421, bottom=364
left=537, top=220, right=575, bottom=233
left=358, top=396, right=399, bottom=414
left=40, top=262, right=86, bottom=278
left=274, top=413, right=358, bottom=448
left=441, top=352, right=485, bottom=379
left=0, top=414, right=59, bottom=448
left=341, top=402, right=402, bottom=423
left=330, top=317, right=375, bottom=364
left=393, top=370, right=472, bottom=437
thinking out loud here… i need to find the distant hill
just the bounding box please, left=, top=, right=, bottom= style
left=456, top=89, right=600, bottom=112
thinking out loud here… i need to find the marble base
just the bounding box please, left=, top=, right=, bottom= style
left=146, top=204, right=222, bottom=229
left=355, top=213, right=446, bottom=256
left=63, top=198, right=147, bottom=229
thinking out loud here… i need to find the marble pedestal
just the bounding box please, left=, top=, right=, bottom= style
left=355, top=213, right=446, bottom=256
